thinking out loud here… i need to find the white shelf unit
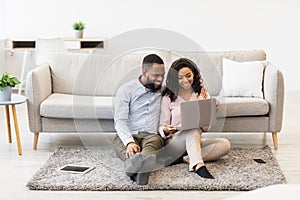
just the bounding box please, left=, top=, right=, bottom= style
left=4, top=38, right=105, bottom=94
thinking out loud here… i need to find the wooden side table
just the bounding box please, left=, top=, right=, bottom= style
left=1, top=94, right=26, bottom=155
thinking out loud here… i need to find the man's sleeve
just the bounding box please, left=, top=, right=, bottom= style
left=114, top=86, right=135, bottom=147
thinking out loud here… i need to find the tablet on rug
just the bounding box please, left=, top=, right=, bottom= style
left=58, top=164, right=95, bottom=174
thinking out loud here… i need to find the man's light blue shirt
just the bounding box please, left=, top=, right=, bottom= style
left=114, top=79, right=162, bottom=146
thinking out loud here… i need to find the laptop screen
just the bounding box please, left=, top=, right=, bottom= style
left=179, top=98, right=217, bottom=131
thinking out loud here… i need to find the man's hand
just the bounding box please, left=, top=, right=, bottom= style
left=126, top=142, right=141, bottom=158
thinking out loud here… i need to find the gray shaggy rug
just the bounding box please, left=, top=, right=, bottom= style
left=26, top=145, right=286, bottom=191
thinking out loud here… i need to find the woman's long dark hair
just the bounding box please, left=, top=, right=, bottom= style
left=162, top=58, right=204, bottom=102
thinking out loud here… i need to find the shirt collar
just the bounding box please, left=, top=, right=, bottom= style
left=137, top=75, right=156, bottom=93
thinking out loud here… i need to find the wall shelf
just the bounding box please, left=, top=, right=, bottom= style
left=6, top=38, right=105, bottom=50
left=12, top=41, right=35, bottom=49
left=63, top=39, right=104, bottom=50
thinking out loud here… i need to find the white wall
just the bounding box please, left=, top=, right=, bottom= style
left=0, top=0, right=4, bottom=72
left=1, top=0, right=300, bottom=91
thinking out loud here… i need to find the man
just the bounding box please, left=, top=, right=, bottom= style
left=114, top=54, right=165, bottom=185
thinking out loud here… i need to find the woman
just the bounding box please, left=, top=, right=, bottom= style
left=159, top=58, right=230, bottom=179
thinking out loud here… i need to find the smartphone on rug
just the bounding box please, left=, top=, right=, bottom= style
left=253, top=159, right=266, bottom=164
left=58, top=164, right=95, bottom=174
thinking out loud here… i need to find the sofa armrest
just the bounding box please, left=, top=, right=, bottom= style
left=263, top=62, right=285, bottom=132
left=26, top=63, right=52, bottom=133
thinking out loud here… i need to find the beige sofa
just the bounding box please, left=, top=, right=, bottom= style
left=26, top=49, right=284, bottom=149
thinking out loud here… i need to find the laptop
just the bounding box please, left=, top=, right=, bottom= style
left=178, top=98, right=217, bottom=131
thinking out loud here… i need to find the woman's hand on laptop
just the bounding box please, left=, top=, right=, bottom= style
left=196, top=87, right=210, bottom=100
left=216, top=99, right=220, bottom=111
left=201, top=125, right=211, bottom=132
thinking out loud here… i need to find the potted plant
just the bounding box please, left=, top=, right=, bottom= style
left=0, top=72, right=21, bottom=101
left=72, top=21, right=86, bottom=39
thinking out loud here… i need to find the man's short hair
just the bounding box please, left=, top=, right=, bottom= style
left=142, top=54, right=164, bottom=69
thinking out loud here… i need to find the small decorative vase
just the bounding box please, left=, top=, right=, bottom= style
left=75, top=30, right=84, bottom=39
left=0, top=86, right=12, bottom=101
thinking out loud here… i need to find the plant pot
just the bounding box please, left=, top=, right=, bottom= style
left=75, top=30, right=84, bottom=39
left=0, top=86, right=12, bottom=101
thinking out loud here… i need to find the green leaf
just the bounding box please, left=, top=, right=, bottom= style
left=0, top=72, right=21, bottom=90
left=72, top=21, right=86, bottom=30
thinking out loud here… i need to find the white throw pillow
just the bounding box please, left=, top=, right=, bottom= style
left=221, top=58, right=264, bottom=98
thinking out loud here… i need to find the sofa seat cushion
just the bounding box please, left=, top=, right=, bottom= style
left=40, top=94, right=268, bottom=120
left=218, top=97, right=269, bottom=117
left=40, top=93, right=114, bottom=119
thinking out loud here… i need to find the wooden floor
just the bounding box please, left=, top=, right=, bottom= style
left=0, top=92, right=299, bottom=200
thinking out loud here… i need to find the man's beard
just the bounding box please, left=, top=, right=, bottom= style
left=144, top=82, right=162, bottom=92
left=144, top=77, right=162, bottom=92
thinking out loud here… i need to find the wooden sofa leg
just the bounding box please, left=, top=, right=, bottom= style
left=33, top=132, right=39, bottom=150
left=272, top=132, right=278, bottom=150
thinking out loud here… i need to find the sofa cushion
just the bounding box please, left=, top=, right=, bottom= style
left=221, top=58, right=264, bottom=98
left=40, top=93, right=114, bottom=119
left=40, top=94, right=269, bottom=120
left=49, top=53, right=112, bottom=95
left=170, top=50, right=266, bottom=96
left=49, top=50, right=171, bottom=96
left=217, top=97, right=269, bottom=117
left=49, top=50, right=266, bottom=97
